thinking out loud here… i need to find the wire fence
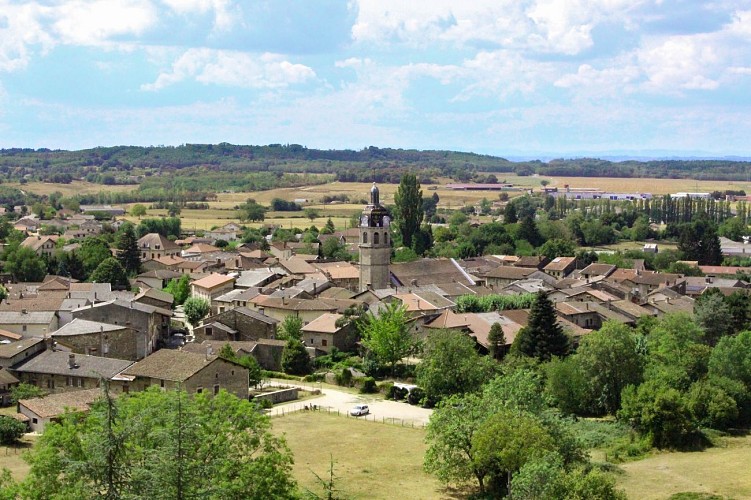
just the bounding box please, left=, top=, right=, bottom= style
left=269, top=403, right=427, bottom=429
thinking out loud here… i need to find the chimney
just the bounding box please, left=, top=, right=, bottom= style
left=206, top=343, right=213, bottom=360
left=68, top=353, right=76, bottom=369
left=21, top=309, right=27, bottom=315
left=313, top=283, right=317, bottom=295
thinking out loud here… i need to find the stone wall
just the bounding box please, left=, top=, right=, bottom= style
left=254, top=387, right=298, bottom=404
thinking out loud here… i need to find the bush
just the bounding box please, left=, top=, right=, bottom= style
left=387, top=386, right=408, bottom=401
left=335, top=367, right=353, bottom=387
left=303, top=373, right=324, bottom=382
left=407, top=387, right=425, bottom=405
left=378, top=382, right=394, bottom=395
left=360, top=377, right=377, bottom=394
left=0, top=416, right=25, bottom=445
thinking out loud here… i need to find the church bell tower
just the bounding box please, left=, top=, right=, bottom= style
left=359, top=183, right=391, bottom=291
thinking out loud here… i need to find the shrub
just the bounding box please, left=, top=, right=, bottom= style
left=0, top=416, right=25, bottom=445
left=388, top=386, right=408, bottom=401
left=378, top=382, right=394, bottom=395
left=335, top=368, right=353, bottom=387
left=407, top=387, right=425, bottom=405
left=360, top=377, right=377, bottom=394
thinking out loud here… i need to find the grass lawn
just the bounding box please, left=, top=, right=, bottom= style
left=271, top=411, right=457, bottom=500
left=617, top=434, right=751, bottom=499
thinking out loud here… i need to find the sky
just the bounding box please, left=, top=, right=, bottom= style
left=1, top=0, right=751, bottom=158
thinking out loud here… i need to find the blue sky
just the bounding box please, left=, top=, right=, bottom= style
left=1, top=0, right=751, bottom=157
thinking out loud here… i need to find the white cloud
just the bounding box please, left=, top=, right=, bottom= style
left=554, top=62, right=641, bottom=96
left=52, top=0, right=157, bottom=46
left=638, top=35, right=723, bottom=91
left=142, top=48, right=316, bottom=90
left=351, top=0, right=644, bottom=54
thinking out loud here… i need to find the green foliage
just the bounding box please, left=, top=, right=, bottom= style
left=393, top=247, right=419, bottom=262
left=539, top=238, right=576, bottom=259
left=515, top=291, right=569, bottom=361
left=183, top=297, right=210, bottom=326
left=237, top=199, right=266, bottom=222
left=90, top=257, right=130, bottom=290
left=488, top=322, right=506, bottom=360
left=0, top=416, right=25, bottom=445
left=321, top=238, right=350, bottom=261
left=10, top=383, right=46, bottom=404
left=130, top=204, right=147, bottom=217
left=78, top=236, right=113, bottom=276
left=694, top=292, right=732, bottom=345
left=136, top=217, right=181, bottom=239
left=163, top=274, right=190, bottom=305
left=358, top=302, right=418, bottom=376
left=3, top=244, right=46, bottom=282
left=360, top=377, right=377, bottom=394
left=20, top=387, right=296, bottom=499
left=416, top=329, right=495, bottom=404
left=618, top=380, right=698, bottom=449
left=277, top=315, right=303, bottom=341
left=454, top=293, right=536, bottom=313
left=393, top=173, right=424, bottom=248
left=115, top=223, right=141, bottom=276
left=282, top=339, right=312, bottom=376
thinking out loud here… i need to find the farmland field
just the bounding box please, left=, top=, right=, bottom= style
left=6, top=181, right=134, bottom=197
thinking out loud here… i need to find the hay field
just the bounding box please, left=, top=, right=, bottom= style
left=271, top=411, right=456, bottom=500
left=546, top=176, right=751, bottom=195
left=6, top=181, right=134, bottom=197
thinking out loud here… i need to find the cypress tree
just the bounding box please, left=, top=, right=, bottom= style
left=488, top=322, right=506, bottom=360
left=516, top=291, right=568, bottom=361
left=394, top=173, right=424, bottom=248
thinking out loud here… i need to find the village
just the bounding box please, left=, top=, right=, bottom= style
left=0, top=180, right=742, bottom=435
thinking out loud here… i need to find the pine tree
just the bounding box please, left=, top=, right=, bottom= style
left=515, top=291, right=568, bottom=361
left=116, top=224, right=141, bottom=276
left=322, top=217, right=336, bottom=234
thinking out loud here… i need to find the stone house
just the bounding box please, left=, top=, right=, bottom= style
left=133, top=288, right=174, bottom=310
left=0, top=370, right=19, bottom=406
left=51, top=318, right=153, bottom=361
left=314, top=262, right=360, bottom=292
left=19, top=388, right=104, bottom=432
left=120, top=349, right=248, bottom=400
left=0, top=338, right=46, bottom=369
left=543, top=257, right=577, bottom=279
left=193, top=307, right=278, bottom=343
left=191, top=273, right=236, bottom=304
left=137, top=233, right=181, bottom=260
left=72, top=300, right=170, bottom=348
left=21, top=235, right=58, bottom=257
left=248, top=296, right=338, bottom=325
left=0, top=311, right=58, bottom=338
left=11, top=350, right=133, bottom=394
left=183, top=339, right=286, bottom=371
left=484, top=266, right=538, bottom=288
left=300, top=313, right=357, bottom=353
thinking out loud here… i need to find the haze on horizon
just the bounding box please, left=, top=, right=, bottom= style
left=0, top=1, right=750, bottom=158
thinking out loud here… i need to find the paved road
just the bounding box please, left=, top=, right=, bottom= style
left=268, top=381, right=433, bottom=426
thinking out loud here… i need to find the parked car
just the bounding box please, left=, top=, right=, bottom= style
left=350, top=404, right=369, bottom=416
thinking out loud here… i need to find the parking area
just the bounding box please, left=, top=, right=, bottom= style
left=269, top=382, right=433, bottom=426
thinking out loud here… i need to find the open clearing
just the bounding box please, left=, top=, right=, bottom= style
left=617, top=434, right=751, bottom=499
left=546, top=176, right=751, bottom=196
left=0, top=435, right=35, bottom=481
left=271, top=411, right=453, bottom=500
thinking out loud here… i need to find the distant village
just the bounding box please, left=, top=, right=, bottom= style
left=0, top=183, right=749, bottom=432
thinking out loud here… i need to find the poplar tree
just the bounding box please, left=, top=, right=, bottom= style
left=394, top=173, right=423, bottom=248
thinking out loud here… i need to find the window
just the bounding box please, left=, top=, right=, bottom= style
left=32, top=418, right=37, bottom=424
left=373, top=232, right=379, bottom=244
left=22, top=325, right=27, bottom=332
left=160, top=380, right=165, bottom=388
left=215, top=373, right=218, bottom=379
left=196, top=387, right=203, bottom=394
left=322, top=339, right=327, bottom=347
left=213, top=384, right=220, bottom=395
left=123, top=384, right=129, bottom=393
left=384, top=233, right=388, bottom=244
left=206, top=327, right=213, bottom=336
left=310, top=338, right=315, bottom=345
left=67, top=377, right=73, bottom=386
left=362, top=232, right=368, bottom=244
